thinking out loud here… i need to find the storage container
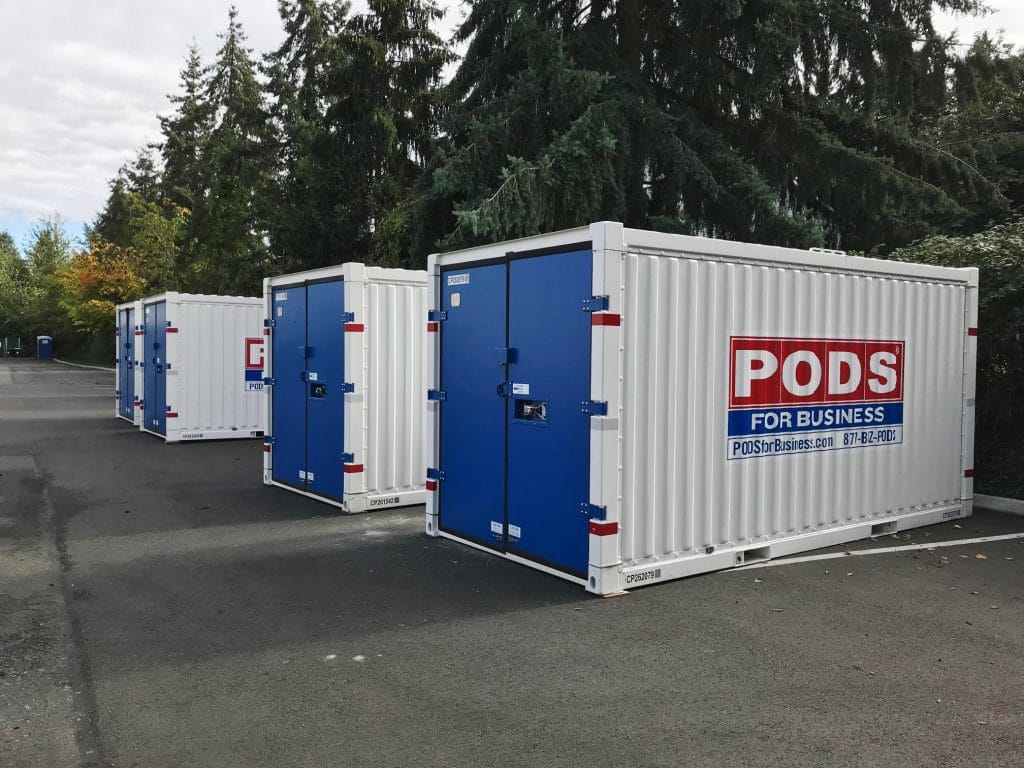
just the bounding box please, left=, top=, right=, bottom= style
left=138, top=293, right=264, bottom=442
left=424, top=222, right=979, bottom=594
left=115, top=300, right=142, bottom=424
left=262, top=263, right=427, bottom=512
left=36, top=336, right=53, bottom=359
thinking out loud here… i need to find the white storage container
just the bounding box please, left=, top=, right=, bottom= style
left=424, top=222, right=979, bottom=594
left=115, top=299, right=142, bottom=425
left=138, top=293, right=264, bottom=442
left=262, top=263, right=428, bottom=512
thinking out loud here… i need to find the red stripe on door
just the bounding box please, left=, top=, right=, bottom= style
left=166, top=327, right=178, bottom=333
left=588, top=520, right=618, bottom=536
left=344, top=323, right=365, bottom=333
left=425, top=479, right=437, bottom=491
left=964, top=469, right=975, bottom=478
left=344, top=464, right=364, bottom=474
left=263, top=327, right=271, bottom=336
left=166, top=412, right=178, bottom=418
left=427, top=322, right=438, bottom=333
left=591, top=313, right=621, bottom=327
left=967, top=327, right=978, bottom=336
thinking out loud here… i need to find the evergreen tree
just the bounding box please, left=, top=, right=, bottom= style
left=159, top=43, right=212, bottom=212
left=93, top=148, right=164, bottom=248
left=0, top=232, right=28, bottom=337
left=23, top=216, right=75, bottom=342
left=264, top=0, right=353, bottom=271
left=420, top=0, right=997, bottom=253
left=266, top=0, right=448, bottom=270
left=158, top=42, right=213, bottom=281
left=198, top=6, right=276, bottom=294
left=937, top=35, right=1024, bottom=228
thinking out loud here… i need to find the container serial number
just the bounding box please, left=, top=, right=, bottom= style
left=625, top=568, right=662, bottom=585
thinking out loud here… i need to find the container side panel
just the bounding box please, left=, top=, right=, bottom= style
left=306, top=280, right=346, bottom=499
left=176, top=300, right=263, bottom=436
left=506, top=249, right=593, bottom=576
left=272, top=286, right=308, bottom=486
left=437, top=263, right=508, bottom=547
left=619, top=252, right=966, bottom=569
left=363, top=280, right=427, bottom=496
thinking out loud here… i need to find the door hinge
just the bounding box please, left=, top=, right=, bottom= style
left=580, top=502, right=607, bottom=519
left=426, top=467, right=446, bottom=481
left=263, top=317, right=276, bottom=328
left=341, top=382, right=355, bottom=394
left=264, top=435, right=276, bottom=445
left=498, top=382, right=513, bottom=398
left=263, top=377, right=275, bottom=386
left=427, top=389, right=447, bottom=401
left=341, top=312, right=355, bottom=323
left=428, top=309, right=448, bottom=322
left=341, top=452, right=354, bottom=463
left=582, top=295, right=610, bottom=313
left=581, top=400, right=608, bottom=416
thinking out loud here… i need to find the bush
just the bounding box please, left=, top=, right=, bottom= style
left=890, top=219, right=1024, bottom=497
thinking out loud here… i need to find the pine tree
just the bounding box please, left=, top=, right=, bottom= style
left=420, top=0, right=998, bottom=253
left=160, top=43, right=211, bottom=210
left=199, top=6, right=276, bottom=294
left=264, top=0, right=353, bottom=271
left=266, top=0, right=448, bottom=270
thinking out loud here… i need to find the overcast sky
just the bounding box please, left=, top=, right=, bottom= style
left=1, top=1, right=1021, bottom=253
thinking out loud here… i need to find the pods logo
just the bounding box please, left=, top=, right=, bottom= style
left=727, top=337, right=904, bottom=459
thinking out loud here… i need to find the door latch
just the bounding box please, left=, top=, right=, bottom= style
left=427, top=389, right=447, bottom=401
left=582, top=295, right=610, bottom=313
left=580, top=502, right=606, bottom=519
left=581, top=400, right=608, bottom=416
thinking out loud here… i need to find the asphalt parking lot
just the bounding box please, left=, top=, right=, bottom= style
left=2, top=359, right=1022, bottom=768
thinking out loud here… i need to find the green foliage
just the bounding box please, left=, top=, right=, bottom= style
left=264, top=0, right=449, bottom=270
left=891, top=220, right=1024, bottom=496
left=416, top=0, right=998, bottom=253
left=0, top=232, right=28, bottom=337
left=194, top=6, right=276, bottom=295
left=23, top=216, right=76, bottom=343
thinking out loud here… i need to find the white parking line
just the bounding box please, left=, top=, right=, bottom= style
left=740, top=532, right=1024, bottom=570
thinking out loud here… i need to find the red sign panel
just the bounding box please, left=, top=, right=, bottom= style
left=245, top=337, right=264, bottom=370
left=729, top=336, right=904, bottom=409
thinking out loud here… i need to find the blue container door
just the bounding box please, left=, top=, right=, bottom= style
left=437, top=263, right=509, bottom=548
left=143, top=302, right=167, bottom=434
left=118, top=308, right=135, bottom=419
left=271, top=286, right=308, bottom=488
left=305, top=279, right=346, bottom=500
left=505, top=250, right=592, bottom=576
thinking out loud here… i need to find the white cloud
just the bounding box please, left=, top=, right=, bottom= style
left=934, top=0, right=1024, bottom=48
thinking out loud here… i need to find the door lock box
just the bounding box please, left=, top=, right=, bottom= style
left=515, top=399, right=548, bottom=423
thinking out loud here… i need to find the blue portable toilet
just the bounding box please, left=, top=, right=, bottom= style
left=36, top=336, right=53, bottom=360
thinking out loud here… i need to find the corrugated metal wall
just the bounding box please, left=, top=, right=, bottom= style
left=177, top=299, right=263, bottom=433
left=362, top=280, right=427, bottom=495
left=617, top=252, right=966, bottom=568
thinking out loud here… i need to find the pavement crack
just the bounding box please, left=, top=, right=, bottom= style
left=35, top=458, right=111, bottom=768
